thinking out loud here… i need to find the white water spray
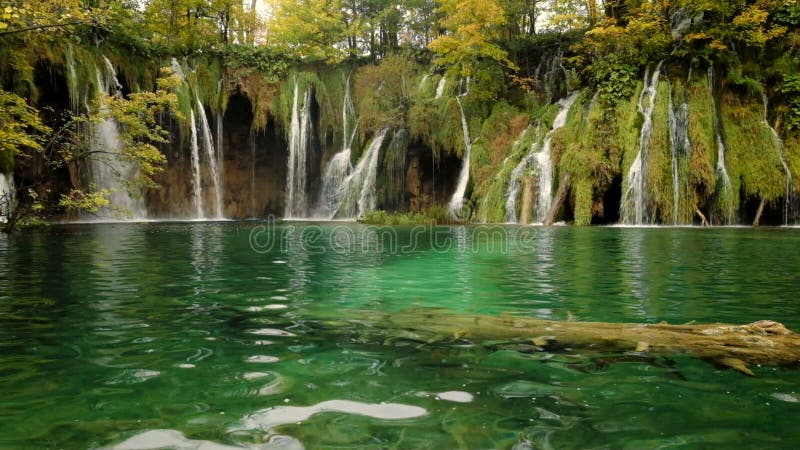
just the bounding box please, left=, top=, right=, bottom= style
left=0, top=173, right=15, bottom=223
left=195, top=96, right=224, bottom=219
left=285, top=81, right=312, bottom=218
left=505, top=93, right=578, bottom=223
left=188, top=109, right=204, bottom=218
left=335, top=130, right=388, bottom=218
left=435, top=77, right=446, bottom=99
left=90, top=56, right=147, bottom=219
left=621, top=61, right=664, bottom=225
left=763, top=94, right=793, bottom=225
left=448, top=97, right=472, bottom=216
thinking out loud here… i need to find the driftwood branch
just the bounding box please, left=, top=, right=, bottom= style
left=352, top=310, right=800, bottom=376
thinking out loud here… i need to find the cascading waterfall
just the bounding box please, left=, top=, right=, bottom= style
left=335, top=130, right=388, bottom=219
left=763, top=94, right=793, bottom=225
left=668, top=80, right=691, bottom=225
left=419, top=74, right=430, bottom=90
left=504, top=128, right=536, bottom=223
left=215, top=79, right=225, bottom=214
left=534, top=93, right=577, bottom=222
left=504, top=93, right=578, bottom=223
left=285, top=81, right=312, bottom=218
left=0, top=173, right=15, bottom=223
left=317, top=74, right=357, bottom=218
left=90, top=56, right=148, bottom=219
left=435, top=77, right=446, bottom=99
left=448, top=97, right=472, bottom=216
left=708, top=65, right=734, bottom=223
left=65, top=45, right=80, bottom=112
left=195, top=96, right=224, bottom=219
left=188, top=109, right=204, bottom=218
left=621, top=61, right=664, bottom=225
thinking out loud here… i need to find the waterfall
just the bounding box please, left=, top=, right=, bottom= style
left=435, top=77, right=446, bottom=99
left=65, top=45, right=80, bottom=112
left=195, top=96, right=224, bottom=219
left=763, top=95, right=793, bottom=225
left=668, top=81, right=691, bottom=225
left=448, top=97, right=472, bottom=216
left=505, top=93, right=578, bottom=223
left=90, top=56, right=147, bottom=220
left=534, top=93, right=577, bottom=222
left=621, top=61, right=664, bottom=225
left=188, top=109, right=204, bottom=218
left=216, top=79, right=225, bottom=215
left=419, top=74, right=430, bottom=90
left=216, top=112, right=225, bottom=213
left=335, top=130, right=388, bottom=219
left=708, top=65, right=734, bottom=223
left=170, top=57, right=185, bottom=79
left=316, top=74, right=357, bottom=218
left=0, top=173, right=15, bottom=223
left=285, top=81, right=312, bottom=219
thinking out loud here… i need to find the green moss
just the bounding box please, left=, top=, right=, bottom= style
left=646, top=80, right=674, bottom=223
left=553, top=89, right=636, bottom=224
left=685, top=74, right=717, bottom=220
left=359, top=204, right=457, bottom=225
left=722, top=93, right=784, bottom=203
left=572, top=178, right=593, bottom=226
left=786, top=135, right=800, bottom=192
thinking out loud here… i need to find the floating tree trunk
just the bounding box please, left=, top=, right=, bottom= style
left=353, top=309, right=800, bottom=376
left=544, top=173, right=571, bottom=226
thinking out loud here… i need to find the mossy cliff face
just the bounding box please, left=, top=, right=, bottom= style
left=3, top=40, right=798, bottom=224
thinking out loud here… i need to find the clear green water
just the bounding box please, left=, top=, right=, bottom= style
left=2, top=223, right=800, bottom=449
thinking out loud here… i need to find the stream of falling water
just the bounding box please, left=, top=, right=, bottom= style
left=435, top=77, right=446, bottom=99
left=90, top=56, right=148, bottom=219
left=763, top=95, right=793, bottom=225
left=317, top=73, right=357, bottom=218
left=708, top=65, right=734, bottom=224
left=448, top=97, right=472, bottom=217
left=188, top=109, right=204, bottom=218
left=195, top=95, right=224, bottom=219
left=668, top=79, right=691, bottom=225
left=621, top=61, right=664, bottom=225
left=0, top=173, right=14, bottom=223
left=504, top=93, right=578, bottom=223
left=335, top=130, right=388, bottom=219
left=285, top=81, right=312, bottom=218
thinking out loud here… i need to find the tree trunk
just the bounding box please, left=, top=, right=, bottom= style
left=520, top=176, right=534, bottom=225
left=753, top=197, right=766, bottom=226
left=544, top=173, right=571, bottom=226
left=352, top=309, right=800, bottom=376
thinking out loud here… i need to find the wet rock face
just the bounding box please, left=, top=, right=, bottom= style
left=145, top=93, right=289, bottom=219
left=405, top=152, right=424, bottom=212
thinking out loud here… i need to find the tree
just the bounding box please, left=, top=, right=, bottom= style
left=429, top=0, right=517, bottom=78
left=0, top=0, right=105, bottom=37
left=0, top=69, right=181, bottom=233
left=265, top=0, right=347, bottom=62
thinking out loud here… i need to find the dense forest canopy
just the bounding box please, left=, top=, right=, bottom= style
left=1, top=0, right=800, bottom=230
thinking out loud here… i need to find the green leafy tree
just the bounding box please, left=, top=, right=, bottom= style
left=0, top=69, right=181, bottom=233
left=429, top=0, right=517, bottom=78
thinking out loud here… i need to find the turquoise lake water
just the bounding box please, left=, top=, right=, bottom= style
left=1, top=223, right=799, bottom=448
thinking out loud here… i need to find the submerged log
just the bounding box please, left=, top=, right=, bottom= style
left=358, top=310, right=800, bottom=375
